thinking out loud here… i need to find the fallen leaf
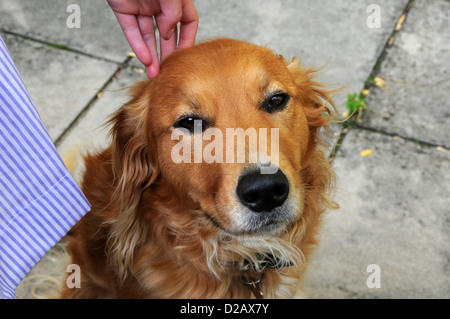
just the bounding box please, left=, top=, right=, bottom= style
left=436, top=146, right=450, bottom=154
left=361, top=89, right=370, bottom=96
left=126, top=51, right=136, bottom=58
left=97, top=91, right=104, bottom=99
left=360, top=149, right=374, bottom=157
left=374, top=76, right=386, bottom=88
left=395, top=13, right=406, bottom=31
left=388, top=36, right=395, bottom=46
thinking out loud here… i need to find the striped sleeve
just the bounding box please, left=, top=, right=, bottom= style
left=0, top=36, right=91, bottom=299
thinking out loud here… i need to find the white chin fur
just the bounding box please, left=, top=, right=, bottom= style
left=228, top=196, right=301, bottom=235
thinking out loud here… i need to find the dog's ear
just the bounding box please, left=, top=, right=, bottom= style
left=286, top=58, right=339, bottom=220
left=107, top=80, right=159, bottom=280
left=286, top=58, right=337, bottom=134
left=110, top=81, right=159, bottom=204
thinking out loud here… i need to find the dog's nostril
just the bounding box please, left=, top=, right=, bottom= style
left=274, top=184, right=288, bottom=197
left=236, top=170, right=289, bottom=213
left=242, top=191, right=259, bottom=204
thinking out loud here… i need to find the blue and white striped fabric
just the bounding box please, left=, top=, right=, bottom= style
left=0, top=36, right=91, bottom=299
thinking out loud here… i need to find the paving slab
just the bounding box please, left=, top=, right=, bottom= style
left=1, top=32, right=119, bottom=142
left=195, top=0, right=409, bottom=111
left=56, top=66, right=147, bottom=177
left=362, top=0, right=450, bottom=149
left=303, top=128, right=450, bottom=298
left=0, top=0, right=131, bottom=63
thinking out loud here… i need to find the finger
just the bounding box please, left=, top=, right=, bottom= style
left=114, top=12, right=152, bottom=66
left=178, top=0, right=199, bottom=49
left=159, top=26, right=178, bottom=62
left=137, top=15, right=160, bottom=78
left=145, top=63, right=159, bottom=80
left=156, top=0, right=183, bottom=40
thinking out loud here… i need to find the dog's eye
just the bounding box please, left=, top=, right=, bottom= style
left=174, top=116, right=209, bottom=133
left=262, top=92, right=290, bottom=113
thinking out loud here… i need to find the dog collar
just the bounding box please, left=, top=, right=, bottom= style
left=240, top=253, right=294, bottom=299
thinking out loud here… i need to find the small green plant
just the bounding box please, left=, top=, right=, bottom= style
left=345, top=93, right=366, bottom=123
left=346, top=93, right=366, bottom=114
left=47, top=42, right=69, bottom=50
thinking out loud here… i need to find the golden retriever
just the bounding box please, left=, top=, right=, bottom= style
left=61, top=38, right=337, bottom=299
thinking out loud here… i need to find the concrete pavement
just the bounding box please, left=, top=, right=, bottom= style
left=1, top=0, right=448, bottom=298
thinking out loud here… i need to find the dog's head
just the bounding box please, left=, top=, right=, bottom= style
left=110, top=38, right=336, bottom=239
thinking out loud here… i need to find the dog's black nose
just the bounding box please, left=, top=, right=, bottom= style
left=236, top=170, right=289, bottom=213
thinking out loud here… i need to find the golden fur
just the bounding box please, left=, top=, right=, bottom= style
left=61, top=38, right=337, bottom=299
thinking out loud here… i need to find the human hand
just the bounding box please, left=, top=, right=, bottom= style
left=107, top=0, right=198, bottom=79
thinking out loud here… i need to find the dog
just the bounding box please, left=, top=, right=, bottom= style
left=61, top=38, right=337, bottom=299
